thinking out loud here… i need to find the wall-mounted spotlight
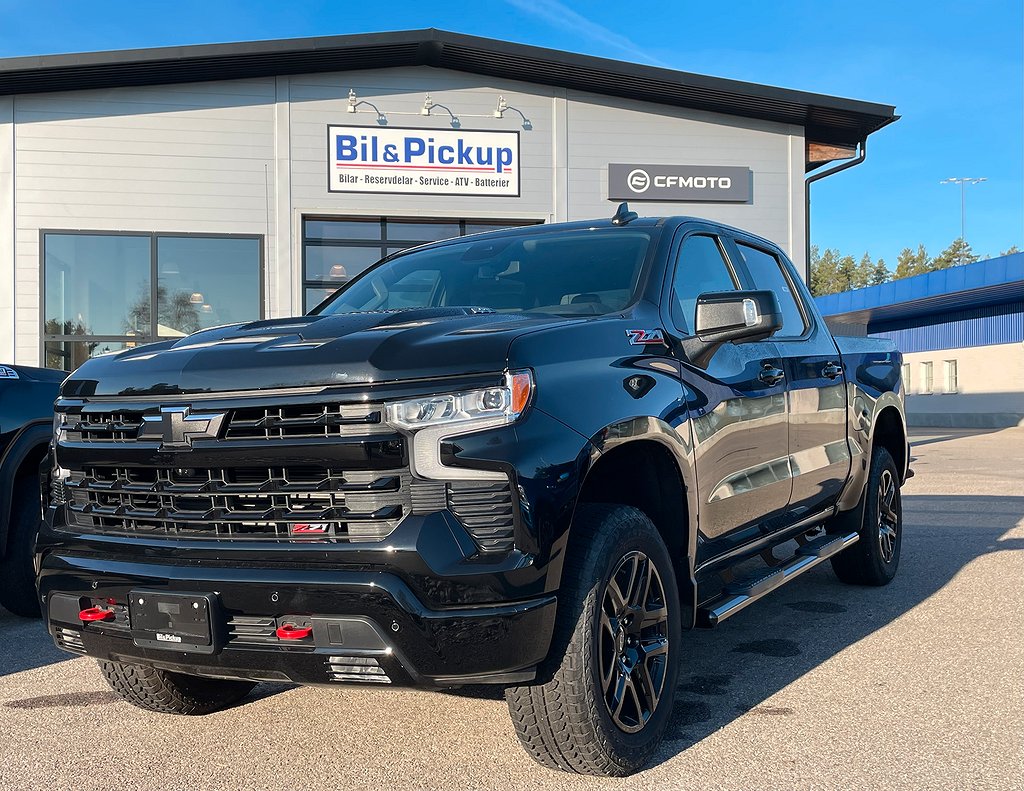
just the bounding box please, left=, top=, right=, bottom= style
left=345, top=89, right=531, bottom=130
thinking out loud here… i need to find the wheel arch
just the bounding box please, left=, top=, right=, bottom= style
left=871, top=404, right=908, bottom=483
left=573, top=419, right=697, bottom=626
left=0, top=421, right=50, bottom=557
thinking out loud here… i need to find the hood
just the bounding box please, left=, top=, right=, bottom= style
left=61, top=308, right=577, bottom=398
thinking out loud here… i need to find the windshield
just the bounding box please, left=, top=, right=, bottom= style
left=313, top=227, right=655, bottom=317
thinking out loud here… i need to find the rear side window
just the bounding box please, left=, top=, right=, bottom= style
left=670, top=235, right=737, bottom=334
left=735, top=243, right=807, bottom=337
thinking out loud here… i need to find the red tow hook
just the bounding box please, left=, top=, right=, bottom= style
left=276, top=623, right=313, bottom=640
left=79, top=606, right=115, bottom=622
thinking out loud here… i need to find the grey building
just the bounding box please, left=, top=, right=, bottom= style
left=0, top=29, right=896, bottom=369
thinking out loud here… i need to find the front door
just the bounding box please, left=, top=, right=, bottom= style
left=664, top=228, right=792, bottom=565
left=727, top=237, right=850, bottom=518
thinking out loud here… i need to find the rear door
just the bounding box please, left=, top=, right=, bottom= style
left=728, top=238, right=850, bottom=518
left=664, top=227, right=791, bottom=565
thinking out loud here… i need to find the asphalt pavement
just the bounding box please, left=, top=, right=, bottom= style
left=1, top=427, right=1022, bottom=790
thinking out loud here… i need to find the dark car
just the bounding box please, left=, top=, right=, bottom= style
left=37, top=208, right=908, bottom=776
left=1, top=364, right=63, bottom=616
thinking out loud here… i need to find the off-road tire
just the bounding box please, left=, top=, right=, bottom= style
left=99, top=660, right=255, bottom=715
left=831, top=445, right=902, bottom=586
left=0, top=479, right=43, bottom=618
left=505, top=504, right=681, bottom=776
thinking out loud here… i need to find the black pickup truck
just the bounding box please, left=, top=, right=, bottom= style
left=38, top=207, right=908, bottom=776
left=1, top=364, right=64, bottom=616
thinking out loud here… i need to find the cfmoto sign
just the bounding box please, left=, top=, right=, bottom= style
left=609, top=163, right=751, bottom=202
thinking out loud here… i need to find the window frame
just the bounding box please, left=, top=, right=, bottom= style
left=725, top=237, right=811, bottom=340
left=662, top=229, right=741, bottom=336
left=944, top=359, right=958, bottom=394
left=301, top=215, right=541, bottom=313
left=40, top=229, right=264, bottom=369
left=920, top=361, right=934, bottom=394
left=902, top=363, right=911, bottom=394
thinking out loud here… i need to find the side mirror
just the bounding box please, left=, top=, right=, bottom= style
left=685, top=290, right=782, bottom=367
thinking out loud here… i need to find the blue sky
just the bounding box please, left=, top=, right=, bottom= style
left=1, top=0, right=1021, bottom=267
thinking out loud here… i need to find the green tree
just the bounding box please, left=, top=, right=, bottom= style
left=851, top=253, right=874, bottom=290
left=933, top=238, right=979, bottom=270
left=869, top=257, right=890, bottom=286
left=835, top=254, right=857, bottom=293
left=894, top=245, right=930, bottom=280
left=1000, top=245, right=1020, bottom=256
left=810, top=246, right=841, bottom=296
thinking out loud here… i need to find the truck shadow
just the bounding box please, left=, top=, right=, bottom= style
left=0, top=613, right=71, bottom=677
left=654, top=492, right=1023, bottom=767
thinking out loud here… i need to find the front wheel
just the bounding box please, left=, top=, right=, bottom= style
left=0, top=480, right=43, bottom=618
left=505, top=504, right=681, bottom=776
left=831, top=445, right=903, bottom=586
left=99, top=660, right=255, bottom=715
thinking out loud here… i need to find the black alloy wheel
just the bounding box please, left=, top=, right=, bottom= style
left=598, top=550, right=670, bottom=733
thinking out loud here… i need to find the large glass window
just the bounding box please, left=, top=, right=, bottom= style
left=735, top=243, right=807, bottom=337
left=43, top=232, right=262, bottom=370
left=302, top=217, right=539, bottom=311
left=670, top=235, right=738, bottom=334
left=316, top=227, right=654, bottom=317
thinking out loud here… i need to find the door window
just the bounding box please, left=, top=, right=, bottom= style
left=734, top=243, right=807, bottom=337
left=669, top=235, right=738, bottom=334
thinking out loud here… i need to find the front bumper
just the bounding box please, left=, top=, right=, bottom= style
left=38, top=550, right=555, bottom=687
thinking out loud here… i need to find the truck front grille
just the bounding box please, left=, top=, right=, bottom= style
left=61, top=401, right=390, bottom=444
left=63, top=465, right=409, bottom=542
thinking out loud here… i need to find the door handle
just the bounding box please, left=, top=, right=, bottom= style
left=758, top=363, right=786, bottom=386
left=822, top=362, right=844, bottom=380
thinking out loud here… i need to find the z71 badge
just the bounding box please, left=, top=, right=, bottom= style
left=626, top=329, right=665, bottom=346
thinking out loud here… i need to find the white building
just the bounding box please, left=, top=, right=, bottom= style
left=0, top=29, right=896, bottom=369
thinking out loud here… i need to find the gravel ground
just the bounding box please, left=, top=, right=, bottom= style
left=1, top=427, right=1021, bottom=791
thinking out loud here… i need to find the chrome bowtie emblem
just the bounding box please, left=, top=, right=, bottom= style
left=138, top=406, right=226, bottom=450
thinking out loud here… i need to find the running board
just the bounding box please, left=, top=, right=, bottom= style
left=696, top=531, right=860, bottom=627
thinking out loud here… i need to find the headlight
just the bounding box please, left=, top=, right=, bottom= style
left=52, top=410, right=67, bottom=441
left=385, top=371, right=533, bottom=431
left=384, top=370, right=533, bottom=481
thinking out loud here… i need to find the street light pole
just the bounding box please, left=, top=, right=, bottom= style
left=940, top=177, right=988, bottom=264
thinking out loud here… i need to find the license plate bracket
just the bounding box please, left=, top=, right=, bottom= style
left=129, top=591, right=219, bottom=654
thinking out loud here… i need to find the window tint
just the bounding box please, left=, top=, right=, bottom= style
left=670, top=235, right=737, bottom=334
left=735, top=243, right=806, bottom=337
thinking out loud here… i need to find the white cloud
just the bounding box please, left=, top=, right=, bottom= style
left=503, top=0, right=668, bottom=67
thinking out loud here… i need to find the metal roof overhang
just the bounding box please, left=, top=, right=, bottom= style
left=815, top=254, right=1024, bottom=326
left=0, top=29, right=897, bottom=147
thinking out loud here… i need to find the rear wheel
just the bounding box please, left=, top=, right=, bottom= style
left=99, top=660, right=255, bottom=715
left=0, top=478, right=43, bottom=618
left=831, top=445, right=903, bottom=586
left=505, top=504, right=681, bottom=776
